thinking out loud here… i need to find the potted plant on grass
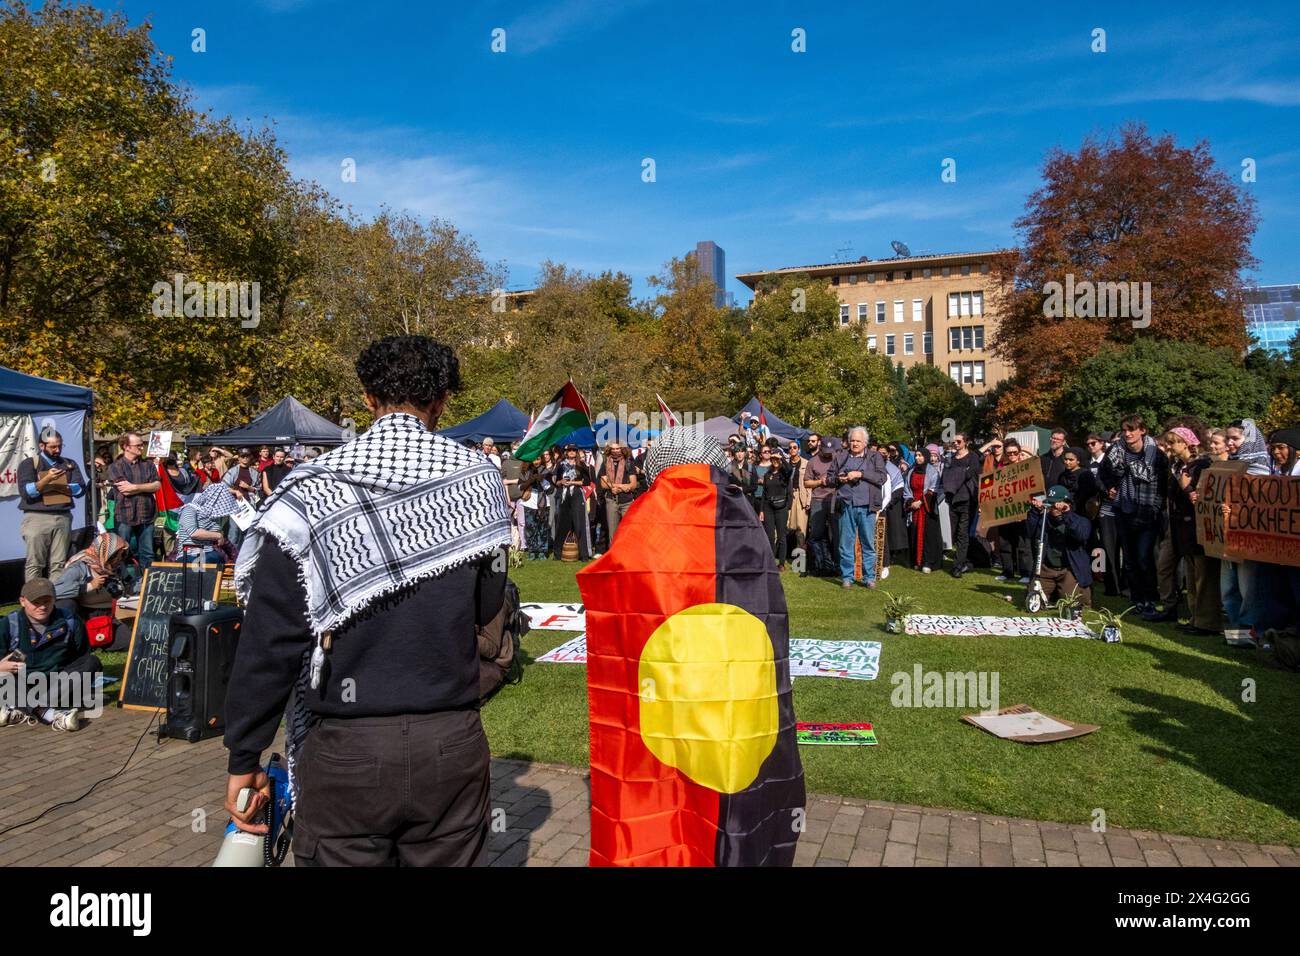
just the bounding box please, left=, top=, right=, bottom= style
left=881, top=591, right=922, bottom=633
left=1054, top=586, right=1085, bottom=623
left=1085, top=605, right=1134, bottom=643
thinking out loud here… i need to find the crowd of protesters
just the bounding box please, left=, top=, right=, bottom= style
left=473, top=410, right=1299, bottom=650
left=7, top=407, right=1300, bottom=736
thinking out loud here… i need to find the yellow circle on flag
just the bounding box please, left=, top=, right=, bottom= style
left=638, top=603, right=779, bottom=794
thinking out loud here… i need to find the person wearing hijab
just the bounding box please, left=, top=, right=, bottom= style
left=53, top=532, right=131, bottom=622
left=906, top=448, right=944, bottom=572
left=1220, top=419, right=1271, bottom=633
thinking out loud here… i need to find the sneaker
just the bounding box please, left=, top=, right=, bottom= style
left=1017, top=576, right=1031, bottom=585
left=879, top=566, right=890, bottom=579
left=0, top=706, right=38, bottom=728
left=841, top=579, right=853, bottom=589
left=921, top=567, right=932, bottom=574
left=863, top=580, right=876, bottom=589
left=50, top=709, right=82, bottom=732
left=994, top=574, right=1009, bottom=583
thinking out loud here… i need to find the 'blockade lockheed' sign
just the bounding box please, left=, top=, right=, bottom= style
left=1195, top=462, right=1300, bottom=568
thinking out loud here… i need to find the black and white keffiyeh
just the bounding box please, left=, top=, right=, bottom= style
left=234, top=412, right=512, bottom=638
left=644, top=425, right=730, bottom=484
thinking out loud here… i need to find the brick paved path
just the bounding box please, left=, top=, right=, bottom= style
left=2, top=708, right=1295, bottom=867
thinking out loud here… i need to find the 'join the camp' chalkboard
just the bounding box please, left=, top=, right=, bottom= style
left=119, top=563, right=221, bottom=712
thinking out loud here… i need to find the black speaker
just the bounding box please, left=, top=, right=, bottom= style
left=159, top=606, right=243, bottom=743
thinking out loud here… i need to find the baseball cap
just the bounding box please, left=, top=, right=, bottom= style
left=1046, top=485, right=1072, bottom=504
left=21, top=578, right=55, bottom=602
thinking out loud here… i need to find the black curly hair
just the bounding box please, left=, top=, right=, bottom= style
left=355, top=335, right=462, bottom=409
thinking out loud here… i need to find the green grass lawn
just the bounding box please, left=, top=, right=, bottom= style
left=485, top=560, right=1300, bottom=846
left=30, top=555, right=1298, bottom=846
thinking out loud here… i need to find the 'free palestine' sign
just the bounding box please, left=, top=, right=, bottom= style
left=978, top=455, right=1045, bottom=530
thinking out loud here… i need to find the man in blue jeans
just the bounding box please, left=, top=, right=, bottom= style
left=827, top=427, right=887, bottom=589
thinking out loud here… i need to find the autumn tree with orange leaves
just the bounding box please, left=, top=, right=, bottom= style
left=987, top=123, right=1258, bottom=425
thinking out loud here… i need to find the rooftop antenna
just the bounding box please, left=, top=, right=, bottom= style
left=890, top=240, right=911, bottom=258
left=834, top=241, right=855, bottom=263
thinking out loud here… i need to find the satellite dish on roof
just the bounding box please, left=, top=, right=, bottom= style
left=891, top=240, right=911, bottom=258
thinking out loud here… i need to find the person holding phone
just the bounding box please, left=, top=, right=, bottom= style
left=18, top=427, right=87, bottom=582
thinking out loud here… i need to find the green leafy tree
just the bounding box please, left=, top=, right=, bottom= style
left=900, top=364, right=975, bottom=445
left=1060, top=339, right=1271, bottom=435
left=732, top=275, right=896, bottom=438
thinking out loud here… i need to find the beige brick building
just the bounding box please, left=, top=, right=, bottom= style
left=736, top=250, right=1011, bottom=398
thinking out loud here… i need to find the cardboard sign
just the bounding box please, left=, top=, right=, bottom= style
left=905, top=614, right=1097, bottom=638
left=963, top=703, right=1098, bottom=744
left=521, top=602, right=586, bottom=632
left=1195, top=462, right=1300, bottom=568
left=146, top=430, right=173, bottom=458
left=978, top=455, right=1045, bottom=529
left=37, top=466, right=71, bottom=506
left=796, top=722, right=878, bottom=746
left=119, top=563, right=221, bottom=712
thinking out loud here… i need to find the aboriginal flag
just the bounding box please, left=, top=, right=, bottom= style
left=576, top=462, right=805, bottom=866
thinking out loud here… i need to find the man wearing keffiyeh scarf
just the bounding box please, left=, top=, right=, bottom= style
left=222, top=336, right=512, bottom=867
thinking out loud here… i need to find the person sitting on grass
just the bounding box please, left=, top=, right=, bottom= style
left=1025, top=485, right=1094, bottom=611
left=0, top=578, right=100, bottom=732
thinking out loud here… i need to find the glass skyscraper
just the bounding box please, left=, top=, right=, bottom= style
left=692, top=241, right=727, bottom=308
left=1244, top=285, right=1300, bottom=353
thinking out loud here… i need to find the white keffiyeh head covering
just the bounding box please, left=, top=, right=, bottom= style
left=234, top=412, right=512, bottom=638
left=644, top=425, right=730, bottom=484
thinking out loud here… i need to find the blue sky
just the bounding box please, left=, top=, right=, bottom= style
left=89, top=0, right=1300, bottom=304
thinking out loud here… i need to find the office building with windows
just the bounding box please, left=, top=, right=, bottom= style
left=691, top=241, right=728, bottom=308
left=1244, top=285, right=1300, bottom=353
left=736, top=250, right=1010, bottom=397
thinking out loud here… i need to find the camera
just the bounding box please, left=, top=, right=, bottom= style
left=104, top=576, right=125, bottom=599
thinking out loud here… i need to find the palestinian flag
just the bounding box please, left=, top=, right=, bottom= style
left=515, top=380, right=590, bottom=461
left=576, top=461, right=805, bottom=866
left=655, top=393, right=678, bottom=429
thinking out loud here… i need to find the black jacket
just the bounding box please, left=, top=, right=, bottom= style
left=223, top=538, right=506, bottom=774
left=941, top=451, right=982, bottom=504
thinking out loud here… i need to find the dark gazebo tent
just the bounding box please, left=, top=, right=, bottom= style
left=186, top=396, right=348, bottom=448
left=437, top=400, right=530, bottom=444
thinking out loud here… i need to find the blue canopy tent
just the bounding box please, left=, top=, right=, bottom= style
left=731, top=398, right=810, bottom=444
left=0, top=366, right=95, bottom=563
left=556, top=412, right=659, bottom=450
left=437, top=399, right=530, bottom=444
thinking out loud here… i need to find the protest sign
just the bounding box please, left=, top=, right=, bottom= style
left=978, top=455, right=1045, bottom=530
left=521, top=602, right=586, bottom=632
left=905, top=614, right=1096, bottom=638
left=1195, top=462, right=1300, bottom=568
left=146, top=430, right=173, bottom=458
left=962, top=703, right=1098, bottom=744
left=535, top=634, right=587, bottom=663
left=789, top=639, right=881, bottom=680
left=0, top=415, right=35, bottom=497
left=796, top=722, right=878, bottom=746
